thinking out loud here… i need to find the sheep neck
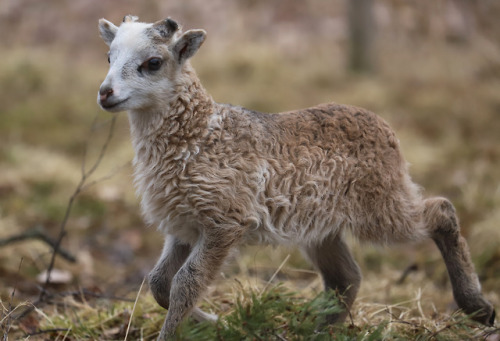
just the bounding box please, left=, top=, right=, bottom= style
left=127, top=67, right=214, bottom=165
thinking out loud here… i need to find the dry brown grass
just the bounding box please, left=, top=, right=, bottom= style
left=1, top=1, right=499, bottom=339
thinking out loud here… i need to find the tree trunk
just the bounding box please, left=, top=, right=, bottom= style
left=347, top=0, right=376, bottom=73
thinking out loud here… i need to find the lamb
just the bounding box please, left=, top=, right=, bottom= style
left=97, top=15, right=496, bottom=339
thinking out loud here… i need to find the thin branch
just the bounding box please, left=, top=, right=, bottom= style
left=386, top=310, right=434, bottom=335
left=80, top=160, right=130, bottom=192
left=39, top=115, right=117, bottom=302
left=396, top=263, right=418, bottom=285
left=54, top=289, right=136, bottom=303
left=11, top=115, right=119, bottom=322
left=81, top=114, right=100, bottom=178
left=484, top=328, right=500, bottom=338
left=26, top=328, right=71, bottom=337
left=0, top=226, right=76, bottom=263
left=85, top=115, right=117, bottom=177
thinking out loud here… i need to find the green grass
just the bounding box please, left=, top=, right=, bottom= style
left=11, top=283, right=491, bottom=340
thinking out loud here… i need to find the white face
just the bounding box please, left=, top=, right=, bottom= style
left=97, top=17, right=206, bottom=113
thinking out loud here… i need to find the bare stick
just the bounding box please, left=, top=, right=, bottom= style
left=26, top=329, right=71, bottom=337
left=38, top=114, right=117, bottom=302
left=54, top=289, right=135, bottom=303
left=0, top=226, right=76, bottom=263
left=12, top=115, right=119, bottom=322
left=396, top=263, right=418, bottom=285
left=80, top=160, right=130, bottom=192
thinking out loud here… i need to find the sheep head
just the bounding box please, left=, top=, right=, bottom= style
left=97, top=16, right=206, bottom=112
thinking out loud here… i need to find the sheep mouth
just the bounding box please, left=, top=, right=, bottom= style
left=101, top=98, right=129, bottom=110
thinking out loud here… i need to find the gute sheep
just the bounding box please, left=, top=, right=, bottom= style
left=97, top=15, right=496, bottom=340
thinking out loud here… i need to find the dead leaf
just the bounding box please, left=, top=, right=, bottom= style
left=18, top=313, right=40, bottom=334
left=486, top=332, right=500, bottom=341
left=36, top=269, right=72, bottom=284
left=103, top=326, right=121, bottom=337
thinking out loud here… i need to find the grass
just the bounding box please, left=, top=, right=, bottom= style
left=4, top=282, right=491, bottom=340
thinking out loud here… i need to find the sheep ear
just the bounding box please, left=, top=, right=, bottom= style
left=99, top=18, right=118, bottom=46
left=172, top=29, right=206, bottom=64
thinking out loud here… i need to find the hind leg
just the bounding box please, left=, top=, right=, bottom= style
left=424, top=197, right=495, bottom=325
left=302, top=233, right=362, bottom=324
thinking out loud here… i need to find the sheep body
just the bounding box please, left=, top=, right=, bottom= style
left=134, top=91, right=426, bottom=247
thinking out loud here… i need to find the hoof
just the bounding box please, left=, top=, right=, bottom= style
left=469, top=304, right=496, bottom=326
left=487, top=308, right=496, bottom=326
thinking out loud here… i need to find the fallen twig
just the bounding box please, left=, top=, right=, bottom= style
left=386, top=310, right=434, bottom=335
left=54, top=288, right=136, bottom=303
left=0, top=226, right=76, bottom=263
left=26, top=328, right=71, bottom=337
left=396, top=263, right=418, bottom=285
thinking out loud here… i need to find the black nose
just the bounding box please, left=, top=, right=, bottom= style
left=99, top=86, right=114, bottom=102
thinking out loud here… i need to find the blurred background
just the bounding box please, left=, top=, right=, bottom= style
left=0, top=0, right=499, bottom=332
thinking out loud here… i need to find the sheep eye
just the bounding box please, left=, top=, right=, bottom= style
left=107, top=52, right=110, bottom=63
left=139, top=57, right=162, bottom=73
left=147, top=57, right=162, bottom=71
left=138, top=57, right=163, bottom=74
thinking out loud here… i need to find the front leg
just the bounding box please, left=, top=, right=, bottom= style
left=149, top=235, right=191, bottom=310
left=157, top=231, right=241, bottom=340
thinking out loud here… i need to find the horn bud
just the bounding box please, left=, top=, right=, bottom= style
left=123, top=15, right=139, bottom=23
